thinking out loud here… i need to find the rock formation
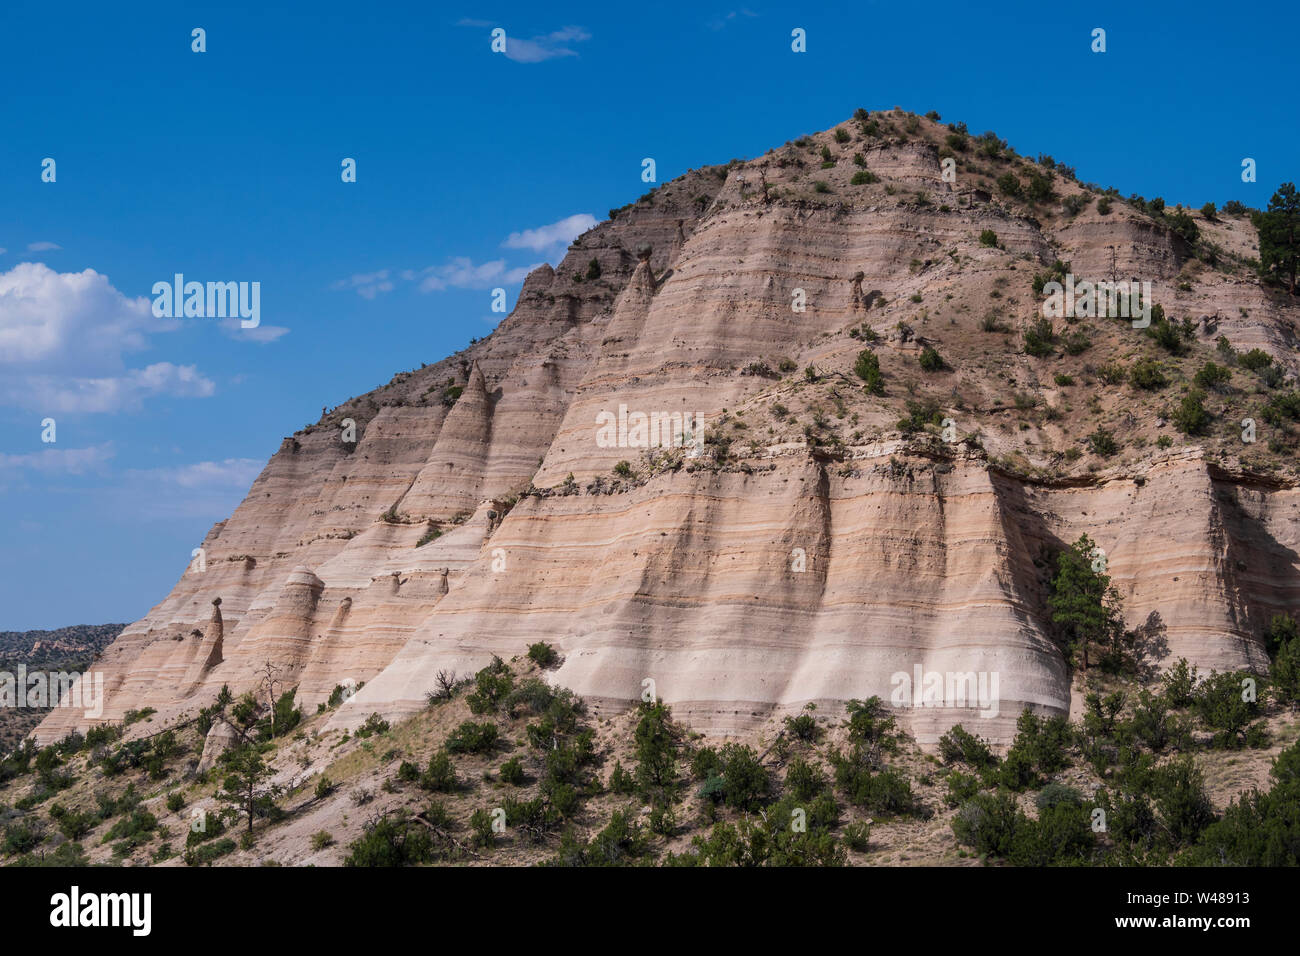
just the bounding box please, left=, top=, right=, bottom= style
left=33, top=110, right=1300, bottom=748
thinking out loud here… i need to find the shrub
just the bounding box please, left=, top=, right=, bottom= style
left=1026, top=171, right=1056, bottom=204
left=713, top=743, right=769, bottom=811
left=944, top=770, right=981, bottom=807
left=999, top=712, right=1073, bottom=790
left=1183, top=740, right=1300, bottom=864
left=1172, top=388, right=1210, bottom=435
left=310, top=830, right=333, bottom=851
left=1035, top=782, right=1083, bottom=811
left=1063, top=330, right=1091, bottom=355
left=344, top=816, right=435, bottom=867
left=1146, top=314, right=1185, bottom=354
left=354, top=713, right=389, bottom=738
left=527, top=642, right=560, bottom=668
left=978, top=229, right=998, bottom=248
left=1023, top=318, right=1054, bottom=357
left=813, top=181, right=831, bottom=194
left=1153, top=756, right=1215, bottom=846
left=1194, top=361, right=1232, bottom=391
left=102, top=809, right=157, bottom=849
left=1062, top=194, right=1089, bottom=216
left=1086, top=429, right=1117, bottom=458
left=420, top=751, right=459, bottom=792
left=446, top=721, right=499, bottom=755
left=842, top=821, right=872, bottom=851
left=1096, top=362, right=1126, bottom=385
left=851, top=170, right=879, bottom=185
left=633, top=701, right=678, bottom=794
left=918, top=345, right=946, bottom=372
left=1167, top=210, right=1199, bottom=245
left=996, top=172, right=1022, bottom=197
left=1129, top=358, right=1168, bottom=390
left=1161, top=658, right=1200, bottom=707
left=500, top=757, right=526, bottom=786
left=783, top=713, right=820, bottom=743
left=1239, top=348, right=1273, bottom=372
left=186, top=837, right=237, bottom=866
left=853, top=349, right=885, bottom=395
left=896, top=398, right=943, bottom=435
left=938, top=725, right=997, bottom=770
left=1009, top=802, right=1095, bottom=865
left=952, top=792, right=1020, bottom=856
left=1194, top=671, right=1259, bottom=748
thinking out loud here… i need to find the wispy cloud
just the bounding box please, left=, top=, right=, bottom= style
left=502, top=213, right=598, bottom=253
left=707, top=9, right=759, bottom=31
left=90, top=457, right=265, bottom=520
left=457, top=20, right=591, bottom=63
left=332, top=212, right=588, bottom=299
left=142, top=457, right=264, bottom=490
left=404, top=257, right=541, bottom=292
left=217, top=316, right=290, bottom=343
left=26, top=241, right=61, bottom=252
left=329, top=270, right=394, bottom=300
left=0, top=443, right=115, bottom=476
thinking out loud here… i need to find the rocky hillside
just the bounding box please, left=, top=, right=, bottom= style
left=33, top=108, right=1300, bottom=751
left=0, top=624, right=124, bottom=752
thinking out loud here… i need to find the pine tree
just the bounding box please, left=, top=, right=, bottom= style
left=1048, top=534, right=1124, bottom=674
left=1256, top=183, right=1300, bottom=293
left=217, top=745, right=281, bottom=833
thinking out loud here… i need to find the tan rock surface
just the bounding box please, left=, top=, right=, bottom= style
left=35, top=110, right=1300, bottom=747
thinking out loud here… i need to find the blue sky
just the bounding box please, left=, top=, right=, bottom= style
left=1, top=0, right=1296, bottom=630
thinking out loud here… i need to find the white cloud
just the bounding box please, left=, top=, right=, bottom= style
left=503, top=26, right=591, bottom=63
left=108, top=457, right=263, bottom=519
left=0, top=262, right=215, bottom=413
left=144, top=457, right=264, bottom=489
left=2, top=364, right=216, bottom=414
left=407, top=257, right=541, bottom=292
left=329, top=269, right=394, bottom=299
left=502, top=213, right=598, bottom=253
left=707, top=9, right=759, bottom=30
left=217, top=316, right=290, bottom=343
left=27, top=241, right=61, bottom=252
left=457, top=22, right=591, bottom=62
left=0, top=443, right=115, bottom=475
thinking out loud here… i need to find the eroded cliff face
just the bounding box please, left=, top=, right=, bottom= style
left=35, top=111, right=1300, bottom=747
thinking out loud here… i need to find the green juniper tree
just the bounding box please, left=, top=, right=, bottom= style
left=1255, top=183, right=1300, bottom=294
left=216, top=745, right=281, bottom=833
left=1048, top=534, right=1125, bottom=675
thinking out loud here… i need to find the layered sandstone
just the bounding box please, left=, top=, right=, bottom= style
left=34, top=110, right=1300, bottom=747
